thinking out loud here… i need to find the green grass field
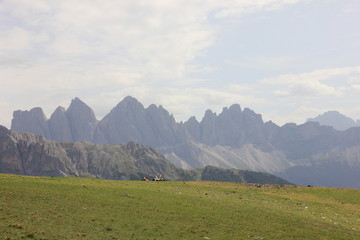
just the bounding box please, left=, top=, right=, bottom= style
left=1, top=174, right=359, bottom=240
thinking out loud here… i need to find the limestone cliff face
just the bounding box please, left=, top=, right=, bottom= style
left=12, top=107, right=50, bottom=138
left=48, top=106, right=72, bottom=142
left=62, top=97, right=107, bottom=143
left=9, top=96, right=360, bottom=188
left=0, top=125, right=74, bottom=177
left=98, top=96, right=152, bottom=144
left=183, top=105, right=268, bottom=148
left=12, top=98, right=107, bottom=144
left=0, top=125, right=291, bottom=185
left=0, top=125, right=182, bottom=179
left=98, top=96, right=187, bottom=147
left=65, top=97, right=98, bottom=142
left=183, top=116, right=200, bottom=141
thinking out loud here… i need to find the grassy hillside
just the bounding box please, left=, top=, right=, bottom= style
left=1, top=174, right=359, bottom=240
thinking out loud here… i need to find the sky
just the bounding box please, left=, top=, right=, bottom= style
left=1, top=0, right=360, bottom=128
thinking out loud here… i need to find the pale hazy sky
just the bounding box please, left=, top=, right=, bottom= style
left=1, top=0, right=360, bottom=128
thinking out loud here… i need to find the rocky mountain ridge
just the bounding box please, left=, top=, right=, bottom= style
left=0, top=125, right=290, bottom=184
left=10, top=97, right=360, bottom=188
left=307, top=111, right=360, bottom=131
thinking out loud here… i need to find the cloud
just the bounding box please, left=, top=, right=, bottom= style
left=213, top=0, right=305, bottom=18
left=0, top=27, right=49, bottom=53
left=226, top=83, right=253, bottom=92
left=0, top=0, right=313, bottom=92
left=4, top=0, right=358, bottom=129
left=0, top=27, right=32, bottom=51
left=261, top=65, right=360, bottom=97
left=0, top=0, right=216, bottom=84
left=262, top=66, right=360, bottom=84
left=348, top=76, right=360, bottom=83
left=351, top=84, right=360, bottom=91
left=231, top=55, right=300, bottom=72
left=273, top=81, right=341, bottom=97
left=0, top=0, right=311, bottom=80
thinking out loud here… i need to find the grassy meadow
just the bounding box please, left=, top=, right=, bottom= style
left=1, top=174, right=359, bottom=240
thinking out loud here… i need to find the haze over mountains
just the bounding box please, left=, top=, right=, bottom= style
left=10, top=96, right=360, bottom=188
left=0, top=125, right=289, bottom=184
left=307, top=111, right=360, bottom=131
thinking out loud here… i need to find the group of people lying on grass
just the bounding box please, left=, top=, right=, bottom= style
left=142, top=175, right=165, bottom=181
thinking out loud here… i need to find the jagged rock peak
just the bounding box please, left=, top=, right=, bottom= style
left=146, top=104, right=167, bottom=113
left=205, top=109, right=214, bottom=114
left=146, top=104, right=173, bottom=119
left=66, top=98, right=97, bottom=120
left=147, top=104, right=158, bottom=110
left=219, top=104, right=242, bottom=120
left=11, top=107, right=50, bottom=137
left=307, top=110, right=359, bottom=131
left=66, top=97, right=96, bottom=120
left=220, top=104, right=242, bottom=116
left=243, top=107, right=255, bottom=114
left=229, top=104, right=241, bottom=113
left=187, top=116, right=199, bottom=124
left=32, top=107, right=46, bottom=115
left=72, top=96, right=82, bottom=102
left=13, top=107, right=47, bottom=118
left=203, top=109, right=217, bottom=118
left=122, top=96, right=141, bottom=104
left=50, top=106, right=67, bottom=120
left=48, top=105, right=72, bottom=142
left=68, top=97, right=89, bottom=109
left=63, top=97, right=100, bottom=142
left=0, top=125, right=9, bottom=135
left=112, top=96, right=144, bottom=112
left=264, top=120, right=279, bottom=127
left=242, top=108, right=264, bottom=122
left=54, top=106, right=66, bottom=113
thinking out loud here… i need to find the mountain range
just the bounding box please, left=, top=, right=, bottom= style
left=0, top=125, right=290, bottom=184
left=10, top=96, right=360, bottom=188
left=307, top=111, right=360, bottom=131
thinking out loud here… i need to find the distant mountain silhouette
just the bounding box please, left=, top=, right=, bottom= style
left=10, top=97, right=360, bottom=188
left=307, top=111, right=360, bottom=131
